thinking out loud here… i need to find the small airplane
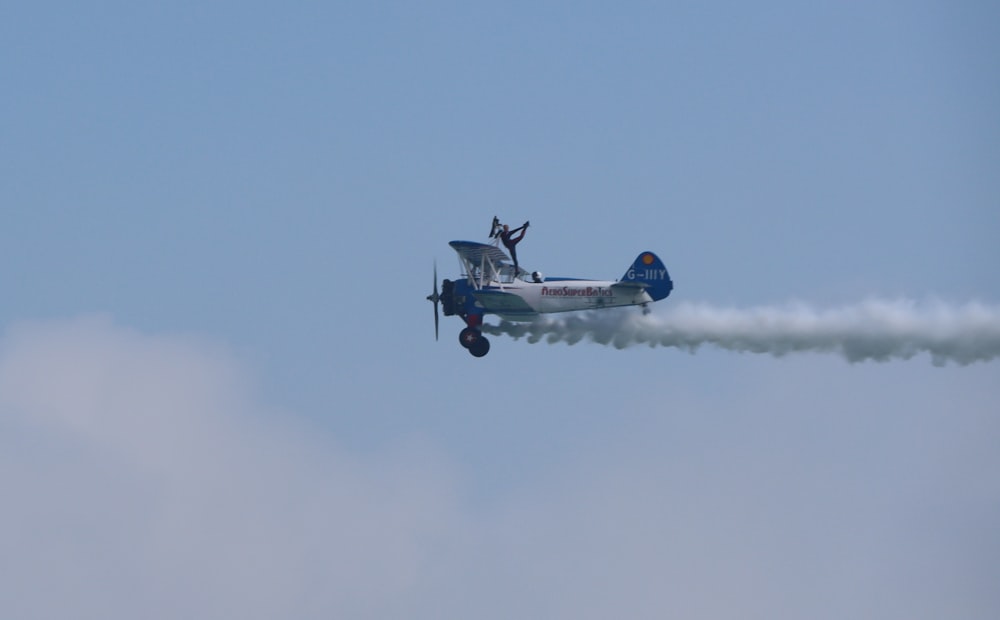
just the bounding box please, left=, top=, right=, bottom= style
left=427, top=218, right=673, bottom=357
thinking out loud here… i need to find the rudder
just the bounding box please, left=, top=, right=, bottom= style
left=621, top=251, right=673, bottom=301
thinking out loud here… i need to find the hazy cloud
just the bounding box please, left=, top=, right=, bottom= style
left=0, top=317, right=462, bottom=619
left=2, top=317, right=997, bottom=619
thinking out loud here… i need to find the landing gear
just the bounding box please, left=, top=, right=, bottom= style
left=459, top=327, right=478, bottom=348
left=458, top=326, right=491, bottom=357
left=469, top=336, right=490, bottom=357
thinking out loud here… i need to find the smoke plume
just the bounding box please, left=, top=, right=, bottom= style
left=480, top=300, right=1000, bottom=365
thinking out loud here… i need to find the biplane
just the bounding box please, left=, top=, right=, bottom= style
left=427, top=223, right=673, bottom=357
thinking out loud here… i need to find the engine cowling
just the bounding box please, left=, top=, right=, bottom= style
left=440, top=279, right=457, bottom=316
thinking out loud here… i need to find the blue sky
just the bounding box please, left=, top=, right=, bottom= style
left=2, top=2, right=999, bottom=618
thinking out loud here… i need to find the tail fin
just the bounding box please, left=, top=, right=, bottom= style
left=621, top=252, right=673, bottom=301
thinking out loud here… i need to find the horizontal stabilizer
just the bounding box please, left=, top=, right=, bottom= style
left=611, top=281, right=649, bottom=290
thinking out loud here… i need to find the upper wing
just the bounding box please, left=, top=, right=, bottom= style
left=449, top=240, right=520, bottom=287
left=449, top=240, right=512, bottom=267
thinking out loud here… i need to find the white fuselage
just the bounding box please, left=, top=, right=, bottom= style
left=482, top=279, right=653, bottom=317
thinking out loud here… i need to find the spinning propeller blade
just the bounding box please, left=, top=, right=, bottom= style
left=426, top=262, right=440, bottom=340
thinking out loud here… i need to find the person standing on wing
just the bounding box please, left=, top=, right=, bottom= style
left=500, top=221, right=529, bottom=275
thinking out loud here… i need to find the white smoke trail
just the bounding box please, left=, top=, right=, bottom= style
left=480, top=300, right=1000, bottom=365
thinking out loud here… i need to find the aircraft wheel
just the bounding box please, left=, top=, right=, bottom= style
left=459, top=327, right=480, bottom=349
left=469, top=336, right=490, bottom=357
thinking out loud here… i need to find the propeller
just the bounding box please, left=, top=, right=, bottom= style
left=426, top=261, right=440, bottom=340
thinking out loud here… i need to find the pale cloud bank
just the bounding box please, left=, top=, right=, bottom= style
left=0, top=317, right=462, bottom=619
left=1, top=317, right=997, bottom=619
